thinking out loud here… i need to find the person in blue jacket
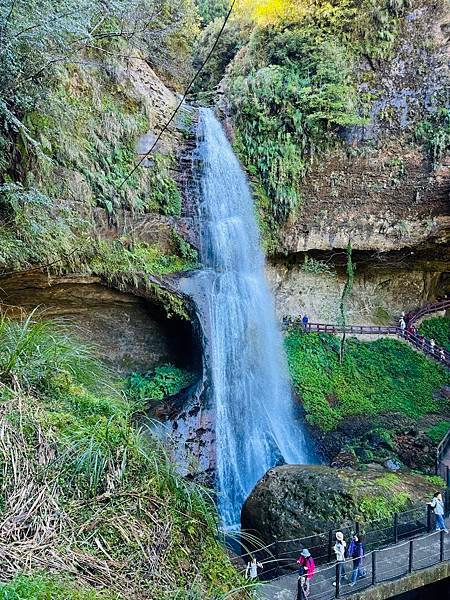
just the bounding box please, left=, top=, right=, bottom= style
left=302, top=314, right=309, bottom=328
left=348, top=534, right=365, bottom=586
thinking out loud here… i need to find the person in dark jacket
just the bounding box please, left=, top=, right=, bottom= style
left=348, top=534, right=365, bottom=586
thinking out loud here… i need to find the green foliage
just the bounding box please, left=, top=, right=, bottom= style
left=0, top=310, right=105, bottom=393
left=228, top=28, right=364, bottom=222
left=414, top=108, right=450, bottom=167
left=301, top=255, right=335, bottom=275
left=285, top=331, right=450, bottom=431
left=418, top=316, right=450, bottom=352
left=0, top=314, right=243, bottom=597
left=90, top=239, right=197, bottom=280
left=126, top=364, right=196, bottom=406
left=196, top=0, right=229, bottom=25
left=147, top=154, right=182, bottom=216
left=192, top=17, right=247, bottom=94
left=427, top=420, right=450, bottom=444
left=375, top=473, right=400, bottom=490
left=0, top=573, right=118, bottom=600
left=358, top=491, right=410, bottom=522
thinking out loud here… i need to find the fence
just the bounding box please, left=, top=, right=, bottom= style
left=246, top=498, right=450, bottom=583
left=290, top=530, right=450, bottom=600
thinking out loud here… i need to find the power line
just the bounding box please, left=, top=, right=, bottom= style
left=0, top=0, right=237, bottom=279
left=116, top=0, right=237, bottom=191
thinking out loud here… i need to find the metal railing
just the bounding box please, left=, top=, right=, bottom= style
left=246, top=499, right=450, bottom=582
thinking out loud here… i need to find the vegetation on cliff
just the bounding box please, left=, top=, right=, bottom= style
left=419, top=316, right=450, bottom=352
left=0, top=0, right=199, bottom=315
left=0, top=313, right=243, bottom=598
left=285, top=329, right=449, bottom=435
left=193, top=0, right=448, bottom=243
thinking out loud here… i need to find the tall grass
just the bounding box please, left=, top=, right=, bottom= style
left=0, top=309, right=107, bottom=393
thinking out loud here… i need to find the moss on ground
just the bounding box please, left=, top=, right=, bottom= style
left=285, top=330, right=450, bottom=431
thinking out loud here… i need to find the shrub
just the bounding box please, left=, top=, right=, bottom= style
left=126, top=365, right=196, bottom=406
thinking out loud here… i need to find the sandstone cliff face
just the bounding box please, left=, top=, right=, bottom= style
left=275, top=3, right=449, bottom=256
left=0, top=272, right=197, bottom=374
left=267, top=255, right=447, bottom=325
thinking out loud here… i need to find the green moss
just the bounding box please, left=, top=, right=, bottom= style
left=427, top=420, right=450, bottom=444
left=418, top=316, right=450, bottom=352
left=285, top=331, right=450, bottom=431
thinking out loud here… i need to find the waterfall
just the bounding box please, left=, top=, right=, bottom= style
left=194, top=108, right=311, bottom=527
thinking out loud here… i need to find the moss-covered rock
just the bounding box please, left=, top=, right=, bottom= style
left=241, top=464, right=441, bottom=548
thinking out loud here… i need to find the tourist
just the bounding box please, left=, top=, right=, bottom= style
left=428, top=492, right=448, bottom=533
left=348, top=533, right=366, bottom=586
left=302, top=314, right=309, bottom=328
left=245, top=556, right=263, bottom=580
left=296, top=548, right=315, bottom=596
left=332, top=531, right=347, bottom=586
left=430, top=338, right=436, bottom=354
left=440, top=348, right=446, bottom=362
left=297, top=565, right=309, bottom=599
left=399, top=317, right=406, bottom=335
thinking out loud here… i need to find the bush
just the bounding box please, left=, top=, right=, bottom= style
left=227, top=27, right=364, bottom=222
left=126, top=364, right=196, bottom=406
left=285, top=331, right=450, bottom=431
left=427, top=421, right=450, bottom=444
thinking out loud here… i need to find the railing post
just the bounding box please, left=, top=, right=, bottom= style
left=371, top=551, right=377, bottom=585
left=409, top=540, right=414, bottom=573
left=335, top=563, right=340, bottom=598
left=427, top=504, right=433, bottom=532
left=328, top=529, right=333, bottom=563
left=440, top=530, right=445, bottom=562
left=355, top=521, right=360, bottom=536
left=393, top=512, right=398, bottom=544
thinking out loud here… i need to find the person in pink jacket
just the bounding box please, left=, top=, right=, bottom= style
left=297, top=548, right=315, bottom=597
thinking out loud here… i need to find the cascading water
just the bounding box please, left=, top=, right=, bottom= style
left=194, top=108, right=311, bottom=527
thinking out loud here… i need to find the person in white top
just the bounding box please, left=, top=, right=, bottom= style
left=428, top=492, right=448, bottom=533
left=430, top=338, right=436, bottom=354
left=245, top=556, right=263, bottom=580
left=332, top=531, right=347, bottom=586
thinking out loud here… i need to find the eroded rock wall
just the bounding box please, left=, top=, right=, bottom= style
left=0, top=272, right=196, bottom=374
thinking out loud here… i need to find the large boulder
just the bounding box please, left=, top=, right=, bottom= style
left=241, top=465, right=437, bottom=549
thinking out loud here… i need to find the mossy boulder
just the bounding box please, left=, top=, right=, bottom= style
left=241, top=465, right=440, bottom=548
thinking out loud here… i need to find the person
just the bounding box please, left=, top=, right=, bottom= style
left=428, top=492, right=448, bottom=533
left=440, top=348, right=446, bottom=362
left=399, top=317, right=406, bottom=334
left=332, top=531, right=347, bottom=586
left=245, top=556, right=263, bottom=580
left=296, top=548, right=315, bottom=597
left=348, top=534, right=365, bottom=586
left=430, top=338, right=436, bottom=354
left=302, top=314, right=309, bottom=328
left=296, top=565, right=309, bottom=599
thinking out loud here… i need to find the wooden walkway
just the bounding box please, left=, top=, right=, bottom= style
left=291, top=299, right=450, bottom=368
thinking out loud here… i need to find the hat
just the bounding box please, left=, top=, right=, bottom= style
left=300, top=548, right=311, bottom=557
left=335, top=531, right=344, bottom=541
